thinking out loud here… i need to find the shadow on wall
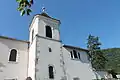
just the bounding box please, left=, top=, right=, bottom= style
left=0, top=62, right=6, bottom=72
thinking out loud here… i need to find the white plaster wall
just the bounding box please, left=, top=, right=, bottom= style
left=29, top=17, right=39, bottom=43
left=38, top=16, right=60, bottom=40
left=28, top=37, right=36, bottom=80
left=0, top=38, right=28, bottom=80
left=35, top=36, right=64, bottom=80
left=29, top=15, right=62, bottom=80
left=28, top=16, right=39, bottom=80
left=38, top=20, right=46, bottom=37
left=62, top=47, right=96, bottom=80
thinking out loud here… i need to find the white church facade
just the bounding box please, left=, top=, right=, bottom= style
left=0, top=12, right=109, bottom=80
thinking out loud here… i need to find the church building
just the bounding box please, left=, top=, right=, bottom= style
left=0, top=10, right=109, bottom=80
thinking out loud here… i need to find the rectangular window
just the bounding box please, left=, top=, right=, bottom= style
left=49, top=47, right=52, bottom=52
left=70, top=51, right=73, bottom=58
left=70, top=50, right=81, bottom=60
left=73, top=50, right=78, bottom=59
left=78, top=52, right=81, bottom=59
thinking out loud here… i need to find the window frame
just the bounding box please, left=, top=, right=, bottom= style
left=70, top=50, right=81, bottom=60
left=46, top=25, right=52, bottom=38
left=73, top=50, right=78, bottom=59
left=48, top=65, right=55, bottom=79
left=8, top=49, right=18, bottom=63
left=78, top=52, right=81, bottom=60
left=48, top=47, right=52, bottom=52
left=70, top=51, right=73, bottom=59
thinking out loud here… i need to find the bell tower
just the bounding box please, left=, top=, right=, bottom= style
left=29, top=8, right=61, bottom=44
left=28, top=8, right=64, bottom=80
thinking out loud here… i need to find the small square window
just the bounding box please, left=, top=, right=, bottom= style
left=49, top=48, right=52, bottom=52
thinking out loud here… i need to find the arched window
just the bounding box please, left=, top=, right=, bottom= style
left=49, top=66, right=54, bottom=79
left=46, top=26, right=52, bottom=38
left=9, top=49, right=17, bottom=62
left=26, top=77, right=32, bottom=80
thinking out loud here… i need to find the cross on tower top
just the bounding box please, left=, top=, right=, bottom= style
left=42, top=6, right=46, bottom=13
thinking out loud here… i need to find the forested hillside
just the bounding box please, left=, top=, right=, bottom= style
left=102, top=48, right=120, bottom=74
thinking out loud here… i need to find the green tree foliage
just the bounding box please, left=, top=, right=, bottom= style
left=102, top=48, right=120, bottom=74
left=87, top=34, right=107, bottom=70
left=16, top=0, right=33, bottom=16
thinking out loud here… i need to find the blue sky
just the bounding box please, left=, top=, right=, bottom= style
left=0, top=0, right=120, bottom=49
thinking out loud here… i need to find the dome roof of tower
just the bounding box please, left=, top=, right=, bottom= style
left=40, top=12, right=51, bottom=18
left=39, top=12, right=60, bottom=22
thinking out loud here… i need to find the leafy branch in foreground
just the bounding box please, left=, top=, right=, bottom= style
left=16, top=0, right=33, bottom=16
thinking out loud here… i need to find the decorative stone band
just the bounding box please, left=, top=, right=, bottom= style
left=36, top=34, right=62, bottom=42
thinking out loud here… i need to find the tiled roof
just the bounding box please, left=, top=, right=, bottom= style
left=0, top=35, right=29, bottom=43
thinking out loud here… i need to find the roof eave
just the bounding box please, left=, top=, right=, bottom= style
left=63, top=44, right=88, bottom=52
left=0, top=35, right=29, bottom=43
